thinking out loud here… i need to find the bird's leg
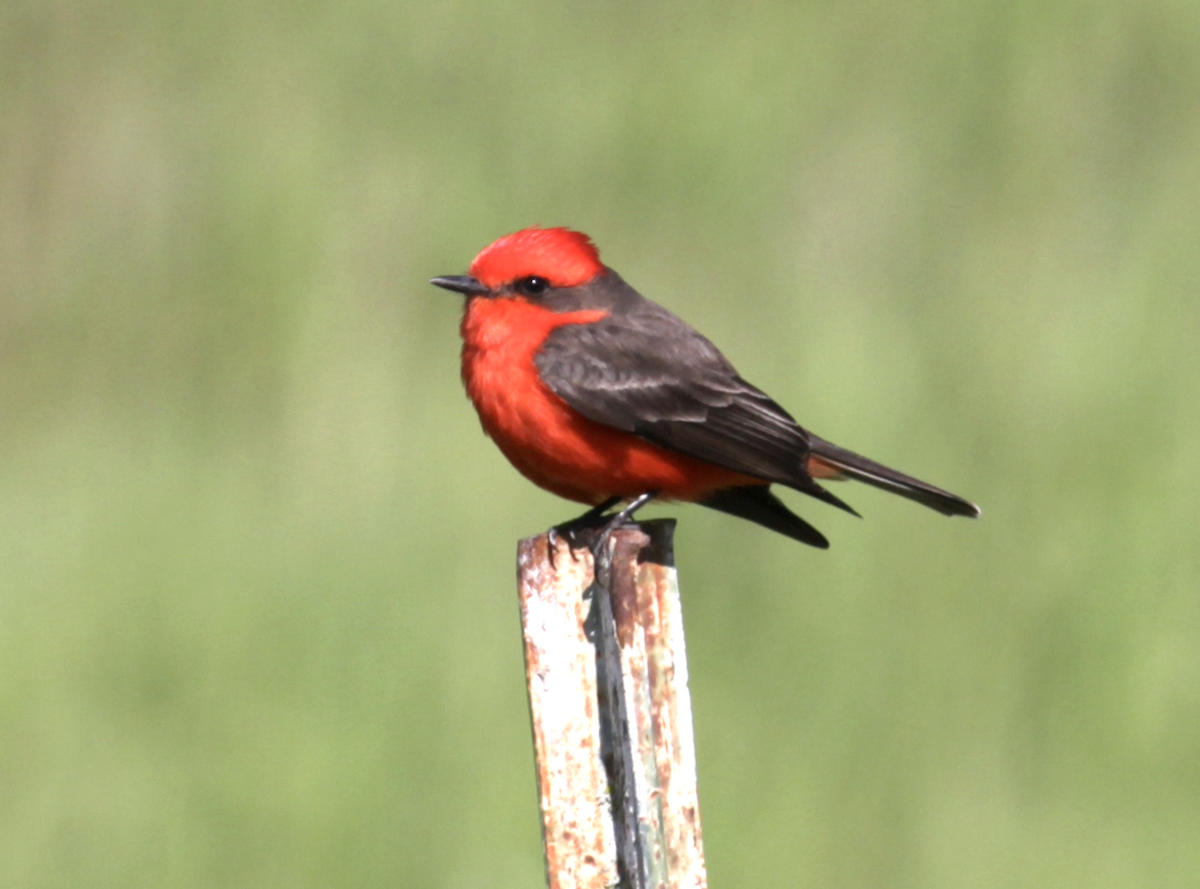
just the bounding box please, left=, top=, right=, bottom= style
left=548, top=492, right=658, bottom=562
left=548, top=497, right=623, bottom=559
left=599, top=491, right=658, bottom=537
left=568, top=497, right=624, bottom=529
left=586, top=491, right=659, bottom=562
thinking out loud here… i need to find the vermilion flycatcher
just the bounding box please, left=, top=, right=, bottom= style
left=432, top=227, right=979, bottom=548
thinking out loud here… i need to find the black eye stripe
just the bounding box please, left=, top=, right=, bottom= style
left=514, top=276, right=550, bottom=296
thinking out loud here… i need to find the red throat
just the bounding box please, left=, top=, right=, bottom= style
left=469, top=227, right=604, bottom=290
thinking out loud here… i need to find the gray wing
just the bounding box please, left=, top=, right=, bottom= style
left=534, top=302, right=831, bottom=496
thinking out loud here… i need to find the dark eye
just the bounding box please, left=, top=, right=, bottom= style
left=514, top=276, right=550, bottom=296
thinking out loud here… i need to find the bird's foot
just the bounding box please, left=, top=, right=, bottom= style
left=548, top=497, right=621, bottom=565
left=547, top=492, right=659, bottom=565
left=551, top=492, right=659, bottom=564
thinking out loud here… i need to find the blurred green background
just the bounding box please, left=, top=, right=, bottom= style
left=2, top=1, right=1199, bottom=886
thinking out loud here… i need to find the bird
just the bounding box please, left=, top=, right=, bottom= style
left=431, top=227, right=979, bottom=548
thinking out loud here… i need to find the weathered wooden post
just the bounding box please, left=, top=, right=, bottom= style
left=516, top=519, right=707, bottom=889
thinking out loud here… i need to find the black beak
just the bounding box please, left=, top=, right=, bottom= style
left=430, top=275, right=490, bottom=296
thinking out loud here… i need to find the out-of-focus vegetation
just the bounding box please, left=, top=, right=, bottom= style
left=2, top=1, right=1198, bottom=886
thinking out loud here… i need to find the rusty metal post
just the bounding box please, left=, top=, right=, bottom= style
left=516, top=519, right=707, bottom=889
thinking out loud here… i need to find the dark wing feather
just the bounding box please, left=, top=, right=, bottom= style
left=535, top=301, right=855, bottom=513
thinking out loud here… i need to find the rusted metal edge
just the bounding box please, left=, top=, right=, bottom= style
left=517, top=521, right=707, bottom=889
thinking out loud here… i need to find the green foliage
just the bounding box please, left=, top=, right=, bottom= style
left=2, top=1, right=1199, bottom=886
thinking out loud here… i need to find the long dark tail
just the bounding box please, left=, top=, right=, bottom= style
left=806, top=436, right=981, bottom=518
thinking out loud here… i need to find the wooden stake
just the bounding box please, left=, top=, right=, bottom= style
left=516, top=520, right=707, bottom=889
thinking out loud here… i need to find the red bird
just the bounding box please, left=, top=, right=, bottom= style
left=432, top=227, right=979, bottom=548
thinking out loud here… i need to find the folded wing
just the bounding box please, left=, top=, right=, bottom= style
left=535, top=300, right=857, bottom=515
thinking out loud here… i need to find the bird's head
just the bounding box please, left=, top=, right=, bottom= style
left=430, top=227, right=605, bottom=301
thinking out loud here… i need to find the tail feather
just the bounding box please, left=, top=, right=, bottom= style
left=806, top=437, right=980, bottom=518
left=699, top=485, right=830, bottom=548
